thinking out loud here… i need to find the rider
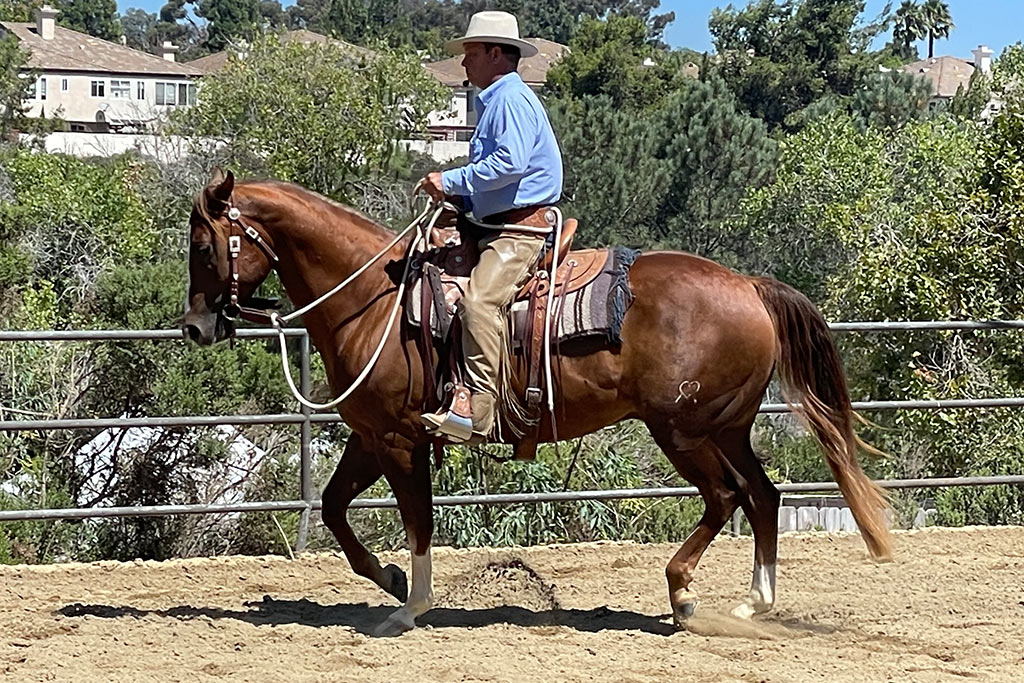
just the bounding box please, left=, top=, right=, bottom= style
left=419, top=11, right=564, bottom=443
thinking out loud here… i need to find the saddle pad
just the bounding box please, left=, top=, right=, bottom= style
left=511, top=246, right=639, bottom=345
left=406, top=246, right=639, bottom=346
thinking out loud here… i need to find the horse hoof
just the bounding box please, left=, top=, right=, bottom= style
left=731, top=601, right=757, bottom=620
left=672, top=598, right=698, bottom=630
left=383, top=563, right=408, bottom=603
left=374, top=610, right=416, bottom=637
left=731, top=598, right=772, bottom=620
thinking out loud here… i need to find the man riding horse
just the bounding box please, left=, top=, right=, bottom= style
left=418, top=11, right=564, bottom=445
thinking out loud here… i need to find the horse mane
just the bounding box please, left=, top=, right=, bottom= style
left=193, top=177, right=398, bottom=242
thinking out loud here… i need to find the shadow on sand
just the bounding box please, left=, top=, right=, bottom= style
left=58, top=598, right=679, bottom=636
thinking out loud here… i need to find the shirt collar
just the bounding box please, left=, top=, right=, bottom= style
left=477, top=71, right=522, bottom=108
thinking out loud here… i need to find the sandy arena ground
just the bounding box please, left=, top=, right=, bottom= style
left=2, top=526, right=1023, bottom=682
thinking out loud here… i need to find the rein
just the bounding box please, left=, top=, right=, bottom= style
left=222, top=198, right=446, bottom=411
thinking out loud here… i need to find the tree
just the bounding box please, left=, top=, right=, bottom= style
left=850, top=69, right=932, bottom=130
left=710, top=0, right=878, bottom=130
left=891, top=0, right=924, bottom=60
left=919, top=0, right=953, bottom=59
left=649, top=77, right=777, bottom=260
left=0, top=34, right=33, bottom=142
left=121, top=8, right=160, bottom=52
left=550, top=95, right=668, bottom=247
left=545, top=15, right=686, bottom=111
left=286, top=0, right=330, bottom=31
left=153, top=0, right=207, bottom=59
left=57, top=0, right=122, bottom=42
left=257, top=0, right=286, bottom=29
left=169, top=34, right=448, bottom=199
left=194, top=0, right=260, bottom=52
left=324, top=0, right=410, bottom=45
left=0, top=0, right=38, bottom=21
left=551, top=77, right=775, bottom=261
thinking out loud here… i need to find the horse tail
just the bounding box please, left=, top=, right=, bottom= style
left=752, top=277, right=893, bottom=561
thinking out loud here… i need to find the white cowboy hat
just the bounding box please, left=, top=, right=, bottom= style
left=444, top=11, right=538, bottom=58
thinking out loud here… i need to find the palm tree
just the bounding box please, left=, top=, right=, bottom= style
left=892, top=0, right=925, bottom=60
left=920, top=0, right=954, bottom=58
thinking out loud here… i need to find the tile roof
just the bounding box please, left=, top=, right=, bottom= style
left=426, top=38, right=569, bottom=87
left=901, top=55, right=976, bottom=98
left=186, top=30, right=374, bottom=74
left=0, top=21, right=203, bottom=77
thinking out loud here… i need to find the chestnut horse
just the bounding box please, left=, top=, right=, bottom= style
left=183, top=170, right=891, bottom=636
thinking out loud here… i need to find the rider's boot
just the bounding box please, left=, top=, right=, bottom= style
left=421, top=387, right=492, bottom=444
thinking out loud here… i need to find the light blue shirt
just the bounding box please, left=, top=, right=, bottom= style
left=441, top=72, right=563, bottom=220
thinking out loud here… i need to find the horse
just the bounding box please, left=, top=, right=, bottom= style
left=183, top=169, right=892, bottom=636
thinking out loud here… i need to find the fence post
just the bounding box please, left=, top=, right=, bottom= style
left=295, top=331, right=314, bottom=551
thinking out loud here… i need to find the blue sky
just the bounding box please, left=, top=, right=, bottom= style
left=662, top=0, right=1020, bottom=58
left=115, top=0, right=1019, bottom=61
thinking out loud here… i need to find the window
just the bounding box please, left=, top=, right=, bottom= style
left=61, top=78, right=68, bottom=91
left=38, top=77, right=46, bottom=100
left=155, top=82, right=196, bottom=106
left=155, top=82, right=176, bottom=105
left=136, top=81, right=145, bottom=100
left=90, top=80, right=105, bottom=97
left=111, top=80, right=130, bottom=99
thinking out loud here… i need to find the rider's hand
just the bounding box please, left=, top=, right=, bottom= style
left=420, top=171, right=445, bottom=202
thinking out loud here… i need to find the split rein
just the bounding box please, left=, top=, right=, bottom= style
left=221, top=197, right=448, bottom=411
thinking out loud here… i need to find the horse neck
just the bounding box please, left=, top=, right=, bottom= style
left=240, top=183, right=400, bottom=342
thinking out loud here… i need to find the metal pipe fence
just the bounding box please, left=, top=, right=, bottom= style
left=3, top=321, right=1024, bottom=545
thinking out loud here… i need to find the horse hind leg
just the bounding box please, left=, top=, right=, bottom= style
left=713, top=426, right=781, bottom=619
left=648, top=424, right=740, bottom=629
left=321, top=433, right=408, bottom=603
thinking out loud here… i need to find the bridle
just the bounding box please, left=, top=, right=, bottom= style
left=221, top=202, right=280, bottom=324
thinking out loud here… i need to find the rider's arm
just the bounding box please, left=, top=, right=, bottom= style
left=441, top=95, right=538, bottom=197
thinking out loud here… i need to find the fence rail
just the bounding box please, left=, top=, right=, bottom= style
left=4, top=321, right=1024, bottom=545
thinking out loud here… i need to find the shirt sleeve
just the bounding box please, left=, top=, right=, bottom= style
left=441, top=94, right=538, bottom=197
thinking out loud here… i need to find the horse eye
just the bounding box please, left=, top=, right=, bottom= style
left=192, top=242, right=214, bottom=266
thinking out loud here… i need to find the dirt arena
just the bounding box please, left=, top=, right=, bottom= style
left=2, top=526, right=1023, bottom=682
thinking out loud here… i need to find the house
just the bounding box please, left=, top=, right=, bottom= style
left=0, top=5, right=203, bottom=133
left=901, top=45, right=999, bottom=116
left=424, top=37, right=569, bottom=141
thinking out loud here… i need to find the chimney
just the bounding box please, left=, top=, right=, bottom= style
left=160, top=41, right=179, bottom=62
left=972, top=45, right=994, bottom=75
left=35, top=5, right=58, bottom=41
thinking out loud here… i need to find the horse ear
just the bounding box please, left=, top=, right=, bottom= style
left=208, top=168, right=234, bottom=203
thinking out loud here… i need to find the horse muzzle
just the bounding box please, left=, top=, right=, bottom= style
left=182, top=309, right=234, bottom=346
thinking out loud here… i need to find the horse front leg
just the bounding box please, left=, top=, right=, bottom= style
left=373, top=438, right=435, bottom=637
left=321, top=433, right=408, bottom=603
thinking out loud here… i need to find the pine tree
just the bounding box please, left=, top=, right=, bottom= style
left=851, top=70, right=932, bottom=130
left=195, top=0, right=260, bottom=52
left=651, top=77, right=777, bottom=261
left=57, top=0, right=123, bottom=42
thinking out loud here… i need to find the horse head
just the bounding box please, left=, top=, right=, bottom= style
left=183, top=168, right=278, bottom=345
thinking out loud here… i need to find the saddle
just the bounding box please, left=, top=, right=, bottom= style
left=403, top=207, right=637, bottom=459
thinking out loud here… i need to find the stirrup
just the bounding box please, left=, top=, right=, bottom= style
left=421, top=410, right=475, bottom=443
